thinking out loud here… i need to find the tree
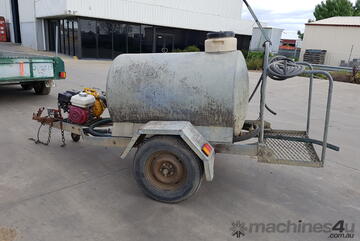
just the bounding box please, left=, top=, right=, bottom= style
left=314, top=0, right=354, bottom=20
left=355, top=0, right=360, bottom=15
left=297, top=30, right=304, bottom=40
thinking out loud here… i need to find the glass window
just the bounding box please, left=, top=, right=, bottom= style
left=47, top=20, right=58, bottom=51
left=155, top=27, right=187, bottom=52
left=113, top=23, right=127, bottom=58
left=80, top=19, right=97, bottom=58
left=127, top=24, right=141, bottom=53
left=155, top=33, right=174, bottom=53
left=64, top=19, right=70, bottom=55
left=68, top=20, right=74, bottom=56
left=140, top=25, right=154, bottom=53
left=185, top=30, right=206, bottom=51
left=98, top=20, right=113, bottom=59
left=73, top=20, right=80, bottom=57
left=236, top=34, right=251, bottom=51
left=59, top=19, right=65, bottom=54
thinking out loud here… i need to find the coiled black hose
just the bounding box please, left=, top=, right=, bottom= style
left=84, top=118, right=112, bottom=137
left=267, top=56, right=305, bottom=81
left=248, top=56, right=307, bottom=116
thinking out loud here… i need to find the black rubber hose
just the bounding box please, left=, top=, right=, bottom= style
left=249, top=73, right=263, bottom=102
left=85, top=118, right=112, bottom=137
left=248, top=73, right=277, bottom=115
left=267, top=56, right=305, bottom=81
left=248, top=56, right=307, bottom=115
left=264, top=135, right=340, bottom=152
left=233, top=122, right=260, bottom=142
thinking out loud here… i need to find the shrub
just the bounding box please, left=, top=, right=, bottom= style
left=173, top=45, right=200, bottom=53
left=247, top=51, right=264, bottom=60
left=183, top=45, right=200, bottom=52
left=247, top=58, right=263, bottom=70
left=246, top=51, right=264, bottom=70
left=241, top=50, right=249, bottom=59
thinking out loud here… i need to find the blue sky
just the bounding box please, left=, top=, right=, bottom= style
left=242, top=0, right=357, bottom=39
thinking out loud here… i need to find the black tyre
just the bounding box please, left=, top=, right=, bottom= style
left=71, top=133, right=81, bottom=142
left=133, top=136, right=203, bottom=203
left=20, top=83, right=33, bottom=90
left=33, top=82, right=51, bottom=95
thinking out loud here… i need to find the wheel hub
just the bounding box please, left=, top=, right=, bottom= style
left=146, top=152, right=186, bottom=190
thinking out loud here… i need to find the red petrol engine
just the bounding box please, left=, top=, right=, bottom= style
left=58, top=91, right=96, bottom=125
left=68, top=105, right=89, bottom=124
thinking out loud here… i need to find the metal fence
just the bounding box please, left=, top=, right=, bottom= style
left=311, top=64, right=353, bottom=73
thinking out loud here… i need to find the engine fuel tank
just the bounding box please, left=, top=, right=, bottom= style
left=106, top=51, right=249, bottom=140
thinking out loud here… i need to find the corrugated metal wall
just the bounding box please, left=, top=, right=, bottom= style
left=34, top=0, right=67, bottom=18
left=35, top=0, right=252, bottom=35
left=0, top=0, right=12, bottom=21
left=301, top=25, right=360, bottom=66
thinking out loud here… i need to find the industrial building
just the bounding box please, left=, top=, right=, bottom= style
left=0, top=0, right=254, bottom=59
left=301, top=17, right=360, bottom=66
left=249, top=27, right=283, bottom=54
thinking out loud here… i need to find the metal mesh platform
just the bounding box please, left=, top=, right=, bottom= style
left=260, top=130, right=322, bottom=167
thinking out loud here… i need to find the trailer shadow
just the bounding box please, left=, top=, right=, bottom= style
left=0, top=85, right=35, bottom=98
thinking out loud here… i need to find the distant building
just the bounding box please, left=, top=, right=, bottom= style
left=0, top=0, right=254, bottom=59
left=249, top=27, right=283, bottom=54
left=278, top=39, right=302, bottom=59
left=301, top=16, right=360, bottom=66
left=280, top=39, right=297, bottom=50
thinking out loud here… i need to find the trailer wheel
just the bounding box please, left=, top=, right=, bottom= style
left=133, top=136, right=203, bottom=203
left=71, top=133, right=81, bottom=142
left=33, top=82, right=51, bottom=95
left=20, top=83, right=33, bottom=90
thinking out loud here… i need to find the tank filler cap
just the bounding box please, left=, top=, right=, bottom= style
left=205, top=31, right=237, bottom=53
left=79, top=92, right=88, bottom=97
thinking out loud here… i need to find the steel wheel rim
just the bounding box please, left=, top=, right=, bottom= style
left=144, top=151, right=187, bottom=191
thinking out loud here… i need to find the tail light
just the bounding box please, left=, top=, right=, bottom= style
left=202, top=143, right=213, bottom=156
left=59, top=72, right=67, bottom=79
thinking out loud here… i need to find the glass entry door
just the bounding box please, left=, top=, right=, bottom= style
left=156, top=33, right=174, bottom=53
left=47, top=19, right=79, bottom=57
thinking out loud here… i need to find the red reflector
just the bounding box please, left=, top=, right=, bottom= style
left=202, top=143, right=213, bottom=156
left=59, top=72, right=66, bottom=79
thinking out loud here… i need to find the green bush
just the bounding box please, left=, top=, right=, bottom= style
left=174, top=45, right=200, bottom=52
left=246, top=51, right=264, bottom=70
left=183, top=45, right=200, bottom=52
left=241, top=50, right=249, bottom=59
left=247, top=51, right=264, bottom=60
left=247, top=58, right=263, bottom=70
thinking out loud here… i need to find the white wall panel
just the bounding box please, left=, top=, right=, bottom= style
left=301, top=25, right=360, bottom=66
left=35, top=0, right=252, bottom=35
left=0, top=0, right=14, bottom=42
left=0, top=0, right=12, bottom=22
left=35, top=0, right=67, bottom=18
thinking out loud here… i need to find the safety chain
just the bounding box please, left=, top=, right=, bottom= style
left=29, top=107, right=66, bottom=147
left=60, top=121, right=66, bottom=147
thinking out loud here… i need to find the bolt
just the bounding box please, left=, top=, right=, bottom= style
left=162, top=168, right=169, bottom=176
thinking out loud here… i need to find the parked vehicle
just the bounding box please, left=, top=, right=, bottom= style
left=0, top=55, right=66, bottom=95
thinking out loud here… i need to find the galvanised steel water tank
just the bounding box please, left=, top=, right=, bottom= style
left=107, top=36, right=249, bottom=143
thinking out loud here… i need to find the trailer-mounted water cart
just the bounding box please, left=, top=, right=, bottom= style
left=30, top=1, right=339, bottom=203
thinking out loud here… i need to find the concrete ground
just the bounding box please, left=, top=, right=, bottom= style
left=0, top=43, right=359, bottom=241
